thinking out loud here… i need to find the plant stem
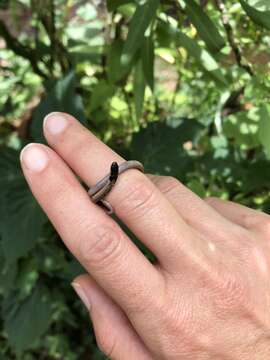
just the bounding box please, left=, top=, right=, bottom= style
left=0, top=19, right=48, bottom=78
left=215, top=0, right=254, bottom=76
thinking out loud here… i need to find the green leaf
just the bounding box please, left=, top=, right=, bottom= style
left=157, top=21, right=227, bottom=87
left=3, top=285, right=52, bottom=353
left=0, top=242, right=17, bottom=293
left=240, top=0, right=270, bottom=30
left=187, top=179, right=206, bottom=198
left=129, top=118, right=204, bottom=178
left=258, top=105, right=270, bottom=157
left=0, top=147, right=46, bottom=262
left=121, top=0, right=160, bottom=65
left=107, top=0, right=135, bottom=11
left=107, top=39, right=133, bottom=83
left=183, top=0, right=225, bottom=53
left=224, top=110, right=260, bottom=150
left=177, top=32, right=227, bottom=85
left=142, top=35, right=155, bottom=91
left=134, top=59, right=146, bottom=120
left=31, top=72, right=86, bottom=142
left=89, top=80, right=116, bottom=112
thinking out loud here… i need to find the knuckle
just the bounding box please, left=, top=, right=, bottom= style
left=65, top=128, right=92, bottom=157
left=205, top=196, right=219, bottom=206
left=125, top=274, right=166, bottom=318
left=126, top=285, right=161, bottom=318
left=251, top=217, right=270, bottom=237
left=156, top=176, right=181, bottom=196
left=212, top=272, right=249, bottom=311
left=79, top=224, right=122, bottom=268
left=117, top=174, right=157, bottom=219
left=126, top=296, right=151, bottom=317
left=157, top=298, right=195, bottom=356
left=261, top=219, right=270, bottom=238
left=231, top=227, right=252, bottom=251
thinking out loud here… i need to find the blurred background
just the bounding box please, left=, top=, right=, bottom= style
left=0, top=0, right=270, bottom=358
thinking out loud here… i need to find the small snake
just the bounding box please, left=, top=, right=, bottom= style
left=88, top=160, right=144, bottom=214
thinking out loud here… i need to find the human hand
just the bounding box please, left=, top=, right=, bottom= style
left=20, top=112, right=270, bottom=359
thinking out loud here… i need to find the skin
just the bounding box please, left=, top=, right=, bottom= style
left=20, top=112, right=270, bottom=359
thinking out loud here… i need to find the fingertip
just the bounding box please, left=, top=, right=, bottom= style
left=72, top=273, right=94, bottom=288
left=72, top=281, right=92, bottom=311
left=43, top=112, right=70, bottom=137
left=20, top=143, right=49, bottom=173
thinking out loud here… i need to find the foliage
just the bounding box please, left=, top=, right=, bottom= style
left=1, top=0, right=270, bottom=358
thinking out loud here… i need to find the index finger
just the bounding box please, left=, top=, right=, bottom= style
left=20, top=143, right=162, bottom=318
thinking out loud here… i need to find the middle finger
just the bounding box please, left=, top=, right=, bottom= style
left=43, top=112, right=206, bottom=271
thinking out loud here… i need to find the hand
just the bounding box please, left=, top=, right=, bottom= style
left=20, top=112, right=270, bottom=359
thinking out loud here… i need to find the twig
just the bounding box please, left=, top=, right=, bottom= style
left=48, top=0, right=56, bottom=73
left=37, top=1, right=71, bottom=74
left=0, top=19, right=48, bottom=78
left=215, top=0, right=254, bottom=76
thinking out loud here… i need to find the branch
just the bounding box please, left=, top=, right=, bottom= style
left=38, top=2, right=71, bottom=74
left=215, top=0, right=254, bottom=76
left=0, top=19, right=48, bottom=78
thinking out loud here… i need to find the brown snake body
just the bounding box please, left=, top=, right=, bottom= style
left=88, top=160, right=144, bottom=214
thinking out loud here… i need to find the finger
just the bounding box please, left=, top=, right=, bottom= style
left=72, top=274, right=152, bottom=360
left=43, top=112, right=204, bottom=270
left=148, top=175, right=242, bottom=244
left=20, top=143, right=162, bottom=320
left=205, top=197, right=270, bottom=231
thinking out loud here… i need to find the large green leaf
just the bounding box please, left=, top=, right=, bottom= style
left=0, top=147, right=46, bottom=262
left=240, top=0, right=270, bottom=30
left=121, top=0, right=160, bottom=65
left=183, top=0, right=225, bottom=53
left=31, top=72, right=86, bottom=142
left=258, top=105, right=270, bottom=157
left=107, top=0, right=135, bottom=11
left=133, top=59, right=146, bottom=120
left=3, top=285, right=52, bottom=353
left=157, top=21, right=227, bottom=87
left=142, top=35, right=155, bottom=91
left=89, top=80, right=116, bottom=112
left=177, top=32, right=227, bottom=86
left=0, top=241, right=17, bottom=293
left=107, top=39, right=134, bottom=83
left=129, top=118, right=204, bottom=178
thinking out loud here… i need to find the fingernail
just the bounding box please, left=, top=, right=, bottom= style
left=44, top=112, right=69, bottom=135
left=72, top=282, right=91, bottom=311
left=20, top=144, right=49, bottom=172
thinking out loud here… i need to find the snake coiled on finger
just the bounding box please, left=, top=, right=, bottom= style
left=88, top=160, right=144, bottom=214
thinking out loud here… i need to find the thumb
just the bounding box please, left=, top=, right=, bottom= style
left=72, top=274, right=152, bottom=359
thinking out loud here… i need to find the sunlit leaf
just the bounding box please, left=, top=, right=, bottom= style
left=240, top=0, right=270, bottom=30
left=183, top=0, right=225, bottom=53
left=157, top=21, right=227, bottom=87
left=107, top=0, right=135, bottom=11
left=177, top=32, right=227, bottom=86
left=121, top=0, right=160, bottom=65
left=258, top=105, right=270, bottom=157
left=89, top=80, right=116, bottom=112
left=107, top=39, right=133, bottom=83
